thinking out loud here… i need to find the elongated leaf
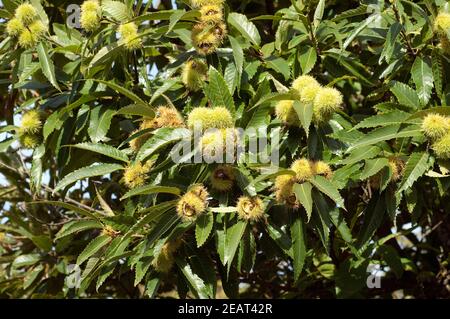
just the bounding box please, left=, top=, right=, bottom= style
left=432, top=49, right=443, bottom=98
left=266, top=56, right=290, bottom=80
left=116, top=104, right=155, bottom=118
left=290, top=211, right=306, bottom=281
left=37, top=42, right=60, bottom=90
left=54, top=163, right=123, bottom=193
left=196, top=213, right=214, bottom=248
left=137, top=127, right=191, bottom=162
left=312, top=191, right=352, bottom=244
left=356, top=195, right=386, bottom=248
left=224, top=220, right=248, bottom=266
left=293, top=182, right=313, bottom=222
left=88, top=105, right=116, bottom=143
left=408, top=106, right=450, bottom=119
left=352, top=110, right=411, bottom=130
left=121, top=185, right=181, bottom=200
left=313, top=0, right=325, bottom=30
left=102, top=0, right=131, bottom=21
left=411, top=56, right=433, bottom=106
left=310, top=176, right=345, bottom=209
left=390, top=82, right=420, bottom=109
left=360, top=158, right=389, bottom=180
left=293, top=101, right=313, bottom=137
left=30, top=201, right=98, bottom=219
left=266, top=223, right=293, bottom=258
left=30, top=145, right=45, bottom=193
left=347, top=124, right=422, bottom=152
left=95, top=187, right=115, bottom=217
left=121, top=201, right=177, bottom=243
left=398, top=152, right=433, bottom=192
left=298, top=46, right=317, bottom=74
left=380, top=22, right=402, bottom=63
left=343, top=15, right=377, bottom=50
left=23, top=265, right=44, bottom=289
left=229, top=36, right=243, bottom=89
left=204, top=67, right=235, bottom=113
left=77, top=235, right=112, bottom=265
left=89, top=42, right=125, bottom=68
left=176, top=257, right=209, bottom=299
left=70, top=143, right=129, bottom=163
left=91, top=79, right=149, bottom=107
left=228, top=13, right=261, bottom=46
left=341, top=146, right=381, bottom=165
left=55, top=220, right=103, bottom=240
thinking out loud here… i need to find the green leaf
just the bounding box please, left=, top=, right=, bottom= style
left=411, top=56, right=433, bottom=106
left=293, top=182, right=313, bottom=222
left=356, top=195, right=386, bottom=248
left=224, top=220, right=248, bottom=266
left=378, top=245, right=403, bottom=279
left=380, top=22, right=402, bottom=64
left=88, top=105, right=116, bottom=143
left=290, top=211, right=306, bottom=282
left=55, top=220, right=103, bottom=240
left=149, top=79, right=177, bottom=105
left=102, top=0, right=131, bottom=21
left=407, top=106, right=450, bottom=120
left=313, top=0, right=325, bottom=30
left=121, top=185, right=181, bottom=200
left=91, top=79, right=149, bottom=107
left=352, top=110, right=412, bottom=130
left=266, top=222, right=293, bottom=258
left=313, top=191, right=352, bottom=244
left=89, top=42, right=124, bottom=68
left=53, top=163, right=123, bottom=193
left=13, top=254, right=41, bottom=268
left=116, top=104, right=155, bottom=118
left=176, top=257, right=209, bottom=299
left=298, top=46, right=317, bottom=74
left=347, top=124, right=422, bottom=152
left=31, top=235, right=52, bottom=252
left=145, top=274, right=161, bottom=297
left=167, top=10, right=187, bottom=34
left=77, top=235, right=112, bottom=265
left=187, top=249, right=216, bottom=298
left=229, top=36, right=243, bottom=89
left=137, top=127, right=191, bottom=162
left=310, top=176, right=345, bottom=209
left=342, top=15, right=377, bottom=50
left=37, top=42, right=60, bottom=91
left=293, top=101, right=313, bottom=137
left=70, top=143, right=129, bottom=163
left=95, top=187, right=115, bottom=217
left=23, top=265, right=44, bottom=289
left=390, top=82, right=420, bottom=109
left=265, top=56, right=290, bottom=81
left=30, top=201, right=98, bottom=220
left=398, top=152, right=433, bottom=192
left=228, top=12, right=261, bottom=46
left=120, top=201, right=177, bottom=244
left=204, top=67, right=235, bottom=113
left=30, top=144, right=45, bottom=193
left=250, top=92, right=294, bottom=110
left=134, top=258, right=153, bottom=287
left=432, top=49, right=443, bottom=98
left=195, top=213, right=214, bottom=248
left=360, top=158, right=389, bottom=180
left=341, top=146, right=381, bottom=165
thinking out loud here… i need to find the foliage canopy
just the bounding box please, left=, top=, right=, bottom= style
left=1, top=0, right=450, bottom=299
